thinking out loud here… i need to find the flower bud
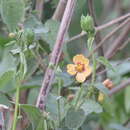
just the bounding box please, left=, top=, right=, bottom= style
left=67, top=94, right=75, bottom=102
left=103, top=79, right=114, bottom=90
left=98, top=92, right=104, bottom=102
left=9, top=33, right=16, bottom=38
left=80, top=15, right=95, bottom=37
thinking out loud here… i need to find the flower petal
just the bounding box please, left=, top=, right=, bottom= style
left=67, top=64, right=77, bottom=75
left=73, top=54, right=89, bottom=65
left=76, top=73, right=86, bottom=83
left=83, top=65, right=92, bottom=77
left=75, top=66, right=92, bottom=83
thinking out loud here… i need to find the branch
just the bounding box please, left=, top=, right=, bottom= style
left=105, top=22, right=130, bottom=59
left=118, top=38, right=130, bottom=51
left=52, top=0, right=68, bottom=21
left=97, top=13, right=130, bottom=31
left=35, top=0, right=44, bottom=20
left=97, top=57, right=130, bottom=76
left=66, top=13, right=130, bottom=43
left=108, top=78, right=130, bottom=96
left=123, top=117, right=130, bottom=126
left=88, top=18, right=130, bottom=58
left=36, top=0, right=76, bottom=110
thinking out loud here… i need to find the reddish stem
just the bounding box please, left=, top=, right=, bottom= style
left=36, top=0, right=76, bottom=110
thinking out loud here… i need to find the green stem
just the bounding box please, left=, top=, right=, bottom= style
left=44, top=119, right=48, bottom=130
left=57, top=100, right=61, bottom=126
left=87, top=37, right=97, bottom=99
left=92, top=54, right=96, bottom=85
left=57, top=79, right=62, bottom=126
left=12, top=82, right=20, bottom=130
left=74, top=85, right=83, bottom=109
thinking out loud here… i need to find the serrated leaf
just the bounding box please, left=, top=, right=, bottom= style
left=97, top=56, right=115, bottom=72
left=65, top=108, right=86, bottom=129
left=81, top=99, right=103, bottom=115
left=20, top=104, right=43, bottom=129
left=0, top=0, right=25, bottom=31
left=125, top=86, right=130, bottom=113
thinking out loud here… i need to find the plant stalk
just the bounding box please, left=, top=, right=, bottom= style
left=12, top=82, right=20, bottom=130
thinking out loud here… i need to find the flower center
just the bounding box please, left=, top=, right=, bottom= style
left=75, top=63, right=84, bottom=72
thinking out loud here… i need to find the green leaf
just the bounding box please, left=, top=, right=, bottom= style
left=125, top=86, right=130, bottom=113
left=97, top=56, right=115, bottom=72
left=0, top=0, right=25, bottom=31
left=0, top=36, right=11, bottom=47
left=46, top=94, right=65, bottom=121
left=55, top=72, right=74, bottom=87
left=65, top=108, right=86, bottom=129
left=109, top=123, right=130, bottom=130
left=36, top=117, right=45, bottom=130
left=0, top=71, right=15, bottom=89
left=95, top=83, right=109, bottom=95
left=108, top=61, right=130, bottom=78
left=56, top=128, right=72, bottom=130
left=24, top=15, right=49, bottom=36
left=42, top=19, right=60, bottom=50
left=20, top=104, right=43, bottom=129
left=0, top=50, right=16, bottom=77
left=81, top=99, right=103, bottom=115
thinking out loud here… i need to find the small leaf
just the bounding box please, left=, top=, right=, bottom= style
left=0, top=0, right=25, bottom=31
left=97, top=56, right=115, bottom=72
left=65, top=108, right=86, bottom=129
left=81, top=99, right=103, bottom=116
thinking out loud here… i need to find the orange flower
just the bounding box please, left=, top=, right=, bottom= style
left=67, top=54, right=92, bottom=83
